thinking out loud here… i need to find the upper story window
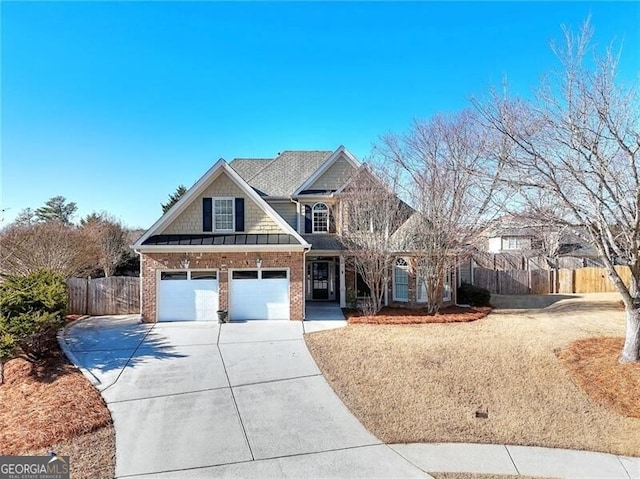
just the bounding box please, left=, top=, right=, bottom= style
left=312, top=202, right=329, bottom=233
left=214, top=198, right=234, bottom=231
left=503, top=236, right=524, bottom=250
left=393, top=258, right=409, bottom=302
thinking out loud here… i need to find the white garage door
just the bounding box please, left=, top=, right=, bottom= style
left=158, top=270, right=219, bottom=321
left=229, top=269, right=289, bottom=320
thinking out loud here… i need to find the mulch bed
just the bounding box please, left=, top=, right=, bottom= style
left=558, top=337, right=640, bottom=419
left=346, top=305, right=492, bottom=324
left=0, top=331, right=112, bottom=455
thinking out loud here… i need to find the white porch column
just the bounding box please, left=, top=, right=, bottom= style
left=339, top=255, right=346, bottom=308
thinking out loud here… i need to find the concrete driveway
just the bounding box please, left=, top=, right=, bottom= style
left=61, top=316, right=431, bottom=478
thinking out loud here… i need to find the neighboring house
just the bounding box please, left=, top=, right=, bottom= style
left=132, top=146, right=455, bottom=322
left=479, top=219, right=601, bottom=269
left=485, top=226, right=536, bottom=254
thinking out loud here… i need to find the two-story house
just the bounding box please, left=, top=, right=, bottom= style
left=132, top=146, right=455, bottom=322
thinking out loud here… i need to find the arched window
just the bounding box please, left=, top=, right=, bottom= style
left=312, top=202, right=329, bottom=233
left=393, top=258, right=409, bottom=302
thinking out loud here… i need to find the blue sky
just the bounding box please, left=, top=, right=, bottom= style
left=2, top=2, right=638, bottom=229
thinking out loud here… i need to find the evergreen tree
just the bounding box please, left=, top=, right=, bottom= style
left=34, top=196, right=77, bottom=224
left=161, top=185, right=187, bottom=213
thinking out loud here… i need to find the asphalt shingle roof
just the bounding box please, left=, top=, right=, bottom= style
left=302, top=234, right=345, bottom=251
left=230, top=150, right=332, bottom=197
left=229, top=158, right=274, bottom=182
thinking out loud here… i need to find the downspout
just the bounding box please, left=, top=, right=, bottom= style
left=290, top=198, right=301, bottom=234
left=134, top=249, right=143, bottom=322
left=302, top=245, right=311, bottom=320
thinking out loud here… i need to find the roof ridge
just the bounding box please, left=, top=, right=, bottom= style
left=244, top=158, right=277, bottom=182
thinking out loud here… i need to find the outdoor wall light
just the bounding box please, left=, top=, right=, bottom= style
left=256, top=257, right=262, bottom=269
left=180, top=253, right=190, bottom=269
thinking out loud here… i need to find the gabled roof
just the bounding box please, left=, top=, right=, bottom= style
left=293, top=146, right=360, bottom=195
left=230, top=151, right=332, bottom=197
left=132, top=159, right=310, bottom=250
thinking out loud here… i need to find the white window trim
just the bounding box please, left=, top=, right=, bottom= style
left=443, top=270, right=452, bottom=302
left=312, top=202, right=329, bottom=234
left=416, top=272, right=427, bottom=303
left=157, top=269, right=220, bottom=281
left=213, top=197, right=235, bottom=233
left=503, top=236, right=522, bottom=250
left=392, top=258, right=409, bottom=302
left=416, top=267, right=452, bottom=303
left=229, top=268, right=290, bottom=280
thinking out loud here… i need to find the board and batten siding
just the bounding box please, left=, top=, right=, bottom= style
left=160, top=172, right=285, bottom=235
left=267, top=201, right=298, bottom=230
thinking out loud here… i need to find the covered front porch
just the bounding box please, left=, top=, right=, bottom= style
left=304, top=255, right=345, bottom=304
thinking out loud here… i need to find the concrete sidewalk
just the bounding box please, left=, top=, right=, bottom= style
left=60, top=316, right=639, bottom=479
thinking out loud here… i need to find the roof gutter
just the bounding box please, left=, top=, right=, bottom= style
left=131, top=244, right=309, bottom=253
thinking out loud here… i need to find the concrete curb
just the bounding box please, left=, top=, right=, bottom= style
left=389, top=443, right=639, bottom=479
left=57, top=320, right=103, bottom=387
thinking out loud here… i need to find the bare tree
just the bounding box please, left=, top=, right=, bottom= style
left=338, top=166, right=409, bottom=313
left=0, top=222, right=96, bottom=278
left=476, top=20, right=640, bottom=362
left=80, top=212, right=128, bottom=277
left=376, top=110, right=503, bottom=312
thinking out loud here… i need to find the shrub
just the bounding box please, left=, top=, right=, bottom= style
left=457, top=282, right=491, bottom=307
left=0, top=270, right=67, bottom=370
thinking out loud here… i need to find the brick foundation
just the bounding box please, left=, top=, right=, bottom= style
left=141, top=251, right=305, bottom=322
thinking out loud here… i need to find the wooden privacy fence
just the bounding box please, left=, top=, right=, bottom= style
left=473, top=266, right=630, bottom=295
left=473, top=268, right=551, bottom=295
left=68, top=277, right=140, bottom=316
left=557, top=266, right=631, bottom=294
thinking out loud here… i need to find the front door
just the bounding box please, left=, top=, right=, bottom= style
left=312, top=262, right=329, bottom=300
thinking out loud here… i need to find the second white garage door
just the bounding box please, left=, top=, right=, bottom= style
left=229, top=269, right=290, bottom=320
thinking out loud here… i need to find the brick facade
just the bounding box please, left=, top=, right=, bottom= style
left=141, top=251, right=305, bottom=322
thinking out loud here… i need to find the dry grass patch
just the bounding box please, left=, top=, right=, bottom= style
left=347, top=306, right=492, bottom=324
left=305, top=294, right=640, bottom=456
left=0, top=335, right=112, bottom=455
left=430, top=474, right=556, bottom=479
left=559, top=337, right=640, bottom=419
left=23, top=426, right=115, bottom=479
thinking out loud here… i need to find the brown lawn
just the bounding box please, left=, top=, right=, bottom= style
left=305, top=293, right=640, bottom=456
left=22, top=426, right=115, bottom=479
left=346, top=306, right=492, bottom=324
left=430, top=475, right=556, bottom=479
left=0, top=330, right=114, bottom=476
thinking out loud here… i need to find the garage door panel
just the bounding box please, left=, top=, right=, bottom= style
left=262, top=279, right=289, bottom=320
left=158, top=273, right=218, bottom=322
left=229, top=271, right=289, bottom=321
left=193, top=280, right=219, bottom=321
